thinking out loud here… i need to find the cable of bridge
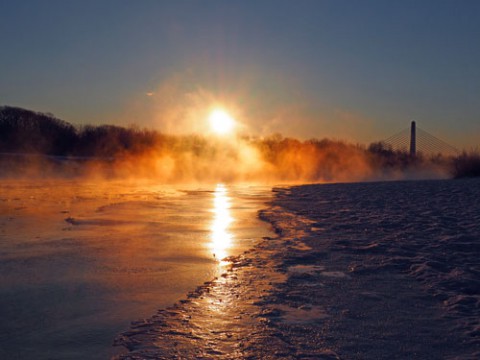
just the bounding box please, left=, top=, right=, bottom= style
left=418, top=139, right=453, bottom=155
left=383, top=128, right=411, bottom=151
left=418, top=140, right=445, bottom=155
left=417, top=137, right=455, bottom=155
left=383, top=128, right=411, bottom=144
left=416, top=127, right=459, bottom=154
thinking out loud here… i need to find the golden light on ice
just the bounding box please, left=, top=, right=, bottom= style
left=211, top=184, right=233, bottom=264
left=208, top=109, right=235, bottom=135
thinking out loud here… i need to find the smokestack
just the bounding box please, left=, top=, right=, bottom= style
left=410, top=121, right=416, bottom=157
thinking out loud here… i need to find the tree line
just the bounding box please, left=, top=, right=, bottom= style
left=0, top=106, right=478, bottom=179
left=0, top=106, right=168, bottom=157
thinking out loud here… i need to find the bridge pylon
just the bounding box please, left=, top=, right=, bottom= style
left=382, top=122, right=458, bottom=157
left=410, top=121, right=416, bottom=157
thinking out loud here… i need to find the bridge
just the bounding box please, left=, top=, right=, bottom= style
left=381, top=121, right=459, bottom=157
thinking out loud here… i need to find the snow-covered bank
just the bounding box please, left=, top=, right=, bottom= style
left=263, top=178, right=480, bottom=359
left=116, top=178, right=480, bottom=359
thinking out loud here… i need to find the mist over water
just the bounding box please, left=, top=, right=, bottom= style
left=2, top=134, right=449, bottom=184
left=0, top=106, right=458, bottom=183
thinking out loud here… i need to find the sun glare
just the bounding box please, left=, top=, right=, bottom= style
left=208, top=109, right=235, bottom=135
left=211, top=184, right=233, bottom=265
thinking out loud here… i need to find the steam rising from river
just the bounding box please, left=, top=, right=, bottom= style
left=0, top=133, right=449, bottom=183
left=0, top=103, right=454, bottom=183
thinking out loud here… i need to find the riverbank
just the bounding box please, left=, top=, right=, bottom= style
left=116, top=178, right=480, bottom=359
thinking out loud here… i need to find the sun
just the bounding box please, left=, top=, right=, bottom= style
left=208, top=109, right=236, bottom=135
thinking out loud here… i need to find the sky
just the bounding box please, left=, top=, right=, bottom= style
left=1, top=0, right=479, bottom=147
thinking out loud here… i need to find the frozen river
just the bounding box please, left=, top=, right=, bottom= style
left=0, top=180, right=272, bottom=359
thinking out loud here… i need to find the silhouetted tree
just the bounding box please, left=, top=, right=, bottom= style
left=0, top=106, right=77, bottom=155
left=451, top=152, right=480, bottom=178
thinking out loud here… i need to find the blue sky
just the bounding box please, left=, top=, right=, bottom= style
left=1, top=0, right=479, bottom=147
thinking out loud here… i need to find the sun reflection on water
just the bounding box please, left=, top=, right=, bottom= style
left=211, top=184, right=233, bottom=264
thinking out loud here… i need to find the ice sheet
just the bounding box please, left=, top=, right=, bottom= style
left=0, top=180, right=272, bottom=359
